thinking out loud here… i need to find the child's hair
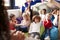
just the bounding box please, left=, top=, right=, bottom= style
left=52, top=8, right=59, bottom=14
left=32, top=15, right=41, bottom=22
left=46, top=13, right=51, bottom=16
left=10, top=14, right=15, bottom=20
left=42, top=9, right=46, bottom=13
left=46, top=13, right=52, bottom=19
left=22, top=13, right=30, bottom=20
left=22, top=13, right=29, bottom=19
left=42, top=9, right=46, bottom=12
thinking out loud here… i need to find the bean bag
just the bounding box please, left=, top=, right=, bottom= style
left=50, top=26, right=58, bottom=40
left=40, top=25, right=45, bottom=37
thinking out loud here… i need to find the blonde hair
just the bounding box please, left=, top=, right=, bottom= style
left=46, top=13, right=52, bottom=19
left=22, top=13, right=30, bottom=20
left=46, top=13, right=51, bottom=16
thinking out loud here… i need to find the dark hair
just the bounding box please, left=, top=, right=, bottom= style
left=52, top=8, right=59, bottom=11
left=0, top=0, right=10, bottom=40
left=32, top=15, right=41, bottom=22
left=10, top=14, right=15, bottom=20
left=52, top=8, right=59, bottom=14
left=42, top=9, right=46, bottom=12
left=42, top=9, right=46, bottom=14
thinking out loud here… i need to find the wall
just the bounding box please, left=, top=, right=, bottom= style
left=7, top=9, right=21, bottom=18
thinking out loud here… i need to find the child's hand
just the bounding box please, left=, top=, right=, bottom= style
left=47, top=20, right=48, bottom=23
left=46, top=19, right=48, bottom=23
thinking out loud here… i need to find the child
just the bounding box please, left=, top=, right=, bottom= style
left=29, top=15, right=41, bottom=39
left=39, top=9, right=47, bottom=21
left=16, top=13, right=30, bottom=32
left=43, top=13, right=52, bottom=39
left=20, top=13, right=30, bottom=27
left=52, top=9, right=59, bottom=28
left=9, top=14, right=17, bottom=33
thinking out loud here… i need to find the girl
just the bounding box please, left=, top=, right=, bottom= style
left=52, top=9, right=59, bottom=28
left=29, top=15, right=41, bottom=39
left=9, top=14, right=17, bottom=33
left=16, top=13, right=30, bottom=33
left=9, top=14, right=25, bottom=40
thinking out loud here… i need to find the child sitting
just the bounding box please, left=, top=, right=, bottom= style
left=43, top=13, right=52, bottom=39
left=9, top=14, right=17, bottom=33
left=16, top=13, right=30, bottom=33
left=52, top=9, right=59, bottom=28
left=29, top=15, right=41, bottom=39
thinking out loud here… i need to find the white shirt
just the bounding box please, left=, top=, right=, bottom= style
left=29, top=21, right=42, bottom=33
left=20, top=20, right=30, bottom=27
left=39, top=14, right=46, bottom=21
left=53, top=14, right=58, bottom=26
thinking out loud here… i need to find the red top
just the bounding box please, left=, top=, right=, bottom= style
left=43, top=19, right=52, bottom=29
left=9, top=21, right=16, bottom=30
left=9, top=23, right=15, bottom=30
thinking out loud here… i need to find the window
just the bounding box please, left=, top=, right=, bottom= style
left=15, top=0, right=26, bottom=7
left=4, top=0, right=10, bottom=6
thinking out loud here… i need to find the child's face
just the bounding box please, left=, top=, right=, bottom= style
left=42, top=10, right=46, bottom=14
left=46, top=14, right=51, bottom=20
left=35, top=18, right=40, bottom=23
left=12, top=16, right=16, bottom=20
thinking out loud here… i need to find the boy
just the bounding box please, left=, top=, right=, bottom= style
left=43, top=13, right=52, bottom=39
left=29, top=15, right=41, bottom=39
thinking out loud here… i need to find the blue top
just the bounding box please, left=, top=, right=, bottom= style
left=51, top=15, right=55, bottom=22
left=22, top=0, right=41, bottom=13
